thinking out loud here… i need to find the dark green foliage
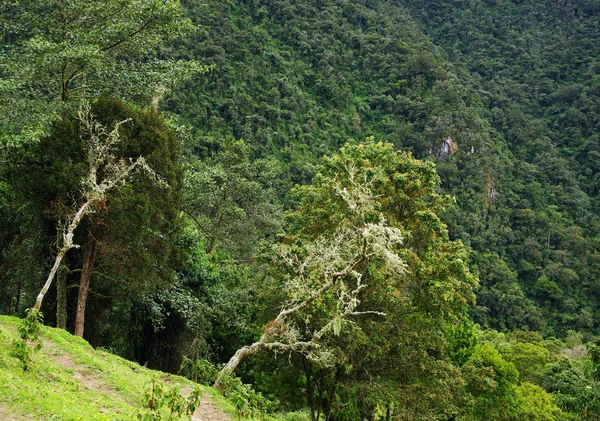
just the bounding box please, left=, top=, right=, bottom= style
left=163, top=0, right=600, bottom=337
left=1, top=98, right=185, bottom=360
left=401, top=0, right=600, bottom=336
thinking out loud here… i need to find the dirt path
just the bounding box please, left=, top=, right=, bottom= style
left=193, top=396, right=233, bottom=421
left=0, top=406, right=21, bottom=421
left=46, top=344, right=232, bottom=421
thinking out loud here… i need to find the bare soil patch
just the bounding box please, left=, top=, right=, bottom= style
left=193, top=395, right=234, bottom=421
left=45, top=344, right=113, bottom=395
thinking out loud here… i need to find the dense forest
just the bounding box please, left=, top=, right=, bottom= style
left=1, top=0, right=599, bottom=419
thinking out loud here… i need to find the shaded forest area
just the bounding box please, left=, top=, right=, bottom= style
left=1, top=0, right=600, bottom=419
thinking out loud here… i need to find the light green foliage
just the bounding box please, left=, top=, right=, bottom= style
left=461, top=344, right=520, bottom=420
left=566, top=330, right=585, bottom=349
left=218, top=374, right=278, bottom=421
left=180, top=358, right=218, bottom=386
left=11, top=308, right=43, bottom=370
left=502, top=342, right=550, bottom=384
left=447, top=316, right=479, bottom=367
left=135, top=375, right=202, bottom=421
left=516, top=382, right=572, bottom=421
left=277, top=410, right=311, bottom=421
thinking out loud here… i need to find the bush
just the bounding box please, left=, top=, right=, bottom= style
left=218, top=373, right=278, bottom=420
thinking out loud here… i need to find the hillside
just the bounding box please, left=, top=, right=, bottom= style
left=0, top=315, right=233, bottom=421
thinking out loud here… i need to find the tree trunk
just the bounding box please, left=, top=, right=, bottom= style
left=34, top=247, right=69, bottom=311
left=214, top=342, right=263, bottom=388
left=324, top=367, right=342, bottom=421
left=302, top=356, right=317, bottom=421
left=56, top=261, right=69, bottom=330
left=34, top=200, right=93, bottom=312
left=74, top=238, right=96, bottom=337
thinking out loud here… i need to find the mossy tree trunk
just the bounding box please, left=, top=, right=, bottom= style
left=74, top=238, right=97, bottom=337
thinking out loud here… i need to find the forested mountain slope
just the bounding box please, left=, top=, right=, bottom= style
left=403, top=0, right=600, bottom=334
left=167, top=0, right=600, bottom=337
left=2, top=0, right=600, bottom=419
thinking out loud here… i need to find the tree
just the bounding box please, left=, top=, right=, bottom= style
left=215, top=141, right=407, bottom=386
left=215, top=140, right=477, bottom=420
left=31, top=102, right=162, bottom=325
left=461, top=344, right=521, bottom=420
left=8, top=97, right=183, bottom=338
left=0, top=0, right=205, bottom=145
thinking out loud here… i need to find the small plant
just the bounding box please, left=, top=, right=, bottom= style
left=11, top=308, right=43, bottom=370
left=135, top=375, right=202, bottom=421
left=218, top=373, right=278, bottom=420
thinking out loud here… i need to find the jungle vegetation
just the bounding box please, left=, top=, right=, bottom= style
left=1, top=0, right=599, bottom=419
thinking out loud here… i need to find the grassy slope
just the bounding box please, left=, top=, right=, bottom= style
left=0, top=315, right=236, bottom=421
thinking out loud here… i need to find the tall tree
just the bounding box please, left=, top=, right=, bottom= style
left=9, top=98, right=183, bottom=337
left=32, top=102, right=159, bottom=317
left=217, top=140, right=477, bottom=420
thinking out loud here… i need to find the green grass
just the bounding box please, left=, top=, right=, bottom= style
left=0, top=315, right=289, bottom=421
left=0, top=315, right=211, bottom=421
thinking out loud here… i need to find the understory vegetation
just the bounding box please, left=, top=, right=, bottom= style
left=1, top=0, right=599, bottom=420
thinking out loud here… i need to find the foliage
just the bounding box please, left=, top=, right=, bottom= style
left=183, top=137, right=282, bottom=257
left=2, top=0, right=600, bottom=417
left=218, top=373, right=278, bottom=421
left=501, top=342, right=550, bottom=384
left=135, top=375, right=202, bottom=421
left=402, top=0, right=600, bottom=336
left=461, top=344, right=520, bottom=420
left=180, top=358, right=218, bottom=386
left=250, top=140, right=477, bottom=420
left=0, top=0, right=205, bottom=145
left=446, top=315, right=479, bottom=367
left=163, top=0, right=600, bottom=339
left=515, top=382, right=572, bottom=421
left=11, top=308, right=43, bottom=370
left=1, top=97, right=185, bottom=356
left=550, top=341, right=600, bottom=420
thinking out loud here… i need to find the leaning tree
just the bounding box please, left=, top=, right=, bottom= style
left=215, top=139, right=477, bottom=416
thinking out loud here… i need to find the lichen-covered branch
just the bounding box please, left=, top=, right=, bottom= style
left=33, top=103, right=163, bottom=312
left=215, top=165, right=405, bottom=387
